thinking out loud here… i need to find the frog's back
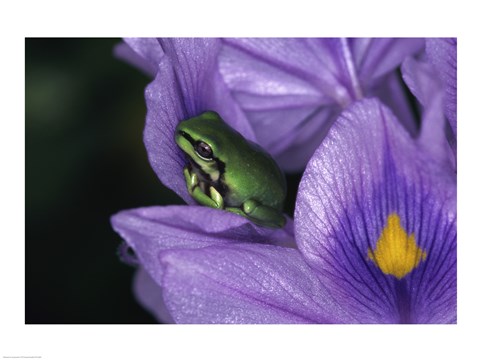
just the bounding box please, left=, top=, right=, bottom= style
left=223, top=139, right=286, bottom=210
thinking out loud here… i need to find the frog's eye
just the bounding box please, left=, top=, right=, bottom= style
left=195, top=141, right=214, bottom=160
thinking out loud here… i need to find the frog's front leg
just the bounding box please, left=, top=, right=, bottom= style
left=183, top=166, right=224, bottom=209
left=242, top=199, right=285, bottom=228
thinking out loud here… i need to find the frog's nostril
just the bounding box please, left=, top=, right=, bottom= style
left=177, top=130, right=195, bottom=145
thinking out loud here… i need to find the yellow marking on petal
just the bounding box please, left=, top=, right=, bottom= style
left=368, top=213, right=426, bottom=279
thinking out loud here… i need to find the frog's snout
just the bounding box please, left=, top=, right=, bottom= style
left=175, top=128, right=196, bottom=148
left=175, top=128, right=186, bottom=145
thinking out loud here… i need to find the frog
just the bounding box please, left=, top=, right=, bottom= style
left=175, top=111, right=286, bottom=228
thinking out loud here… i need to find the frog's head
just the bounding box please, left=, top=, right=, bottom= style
left=175, top=111, right=227, bottom=181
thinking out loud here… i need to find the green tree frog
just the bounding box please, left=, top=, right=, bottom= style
left=175, top=111, right=286, bottom=228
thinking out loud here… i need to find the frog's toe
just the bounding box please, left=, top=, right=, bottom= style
left=242, top=200, right=285, bottom=228
left=209, top=186, right=224, bottom=208
left=183, top=167, right=199, bottom=194
left=242, top=199, right=259, bottom=214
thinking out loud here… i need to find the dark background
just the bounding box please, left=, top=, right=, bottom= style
left=25, top=38, right=183, bottom=323
left=25, top=38, right=301, bottom=324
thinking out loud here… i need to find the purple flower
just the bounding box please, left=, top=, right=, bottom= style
left=112, top=38, right=456, bottom=323
left=112, top=97, right=456, bottom=323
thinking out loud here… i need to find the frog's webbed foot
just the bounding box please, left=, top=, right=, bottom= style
left=224, top=207, right=247, bottom=217
left=226, top=199, right=285, bottom=228
left=183, top=166, right=224, bottom=209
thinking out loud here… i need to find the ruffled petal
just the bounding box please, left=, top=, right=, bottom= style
left=111, top=205, right=295, bottom=280
left=159, top=243, right=355, bottom=324
left=295, top=99, right=456, bottom=323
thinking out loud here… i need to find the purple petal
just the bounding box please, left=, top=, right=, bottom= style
left=274, top=106, right=341, bottom=172
left=219, top=38, right=425, bottom=171
left=114, top=38, right=164, bottom=77
left=219, top=39, right=330, bottom=108
left=426, top=38, right=457, bottom=138
left=370, top=71, right=419, bottom=137
left=158, top=38, right=256, bottom=140
left=351, top=38, right=425, bottom=83
left=143, top=58, right=190, bottom=201
left=401, top=57, right=441, bottom=108
left=220, top=38, right=359, bottom=105
left=402, top=57, right=456, bottom=168
left=112, top=205, right=294, bottom=248
left=111, top=205, right=295, bottom=281
left=133, top=267, right=175, bottom=323
left=159, top=243, right=355, bottom=324
left=114, top=42, right=156, bottom=77
left=295, top=99, right=456, bottom=323
left=218, top=38, right=360, bottom=170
